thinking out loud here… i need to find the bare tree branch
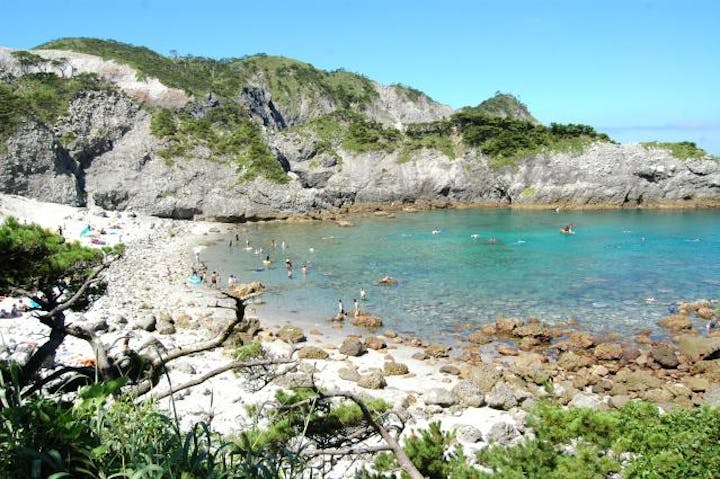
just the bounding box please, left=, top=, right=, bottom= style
left=64, top=323, right=114, bottom=380
left=157, top=290, right=262, bottom=364
left=320, top=389, right=424, bottom=479
left=148, top=357, right=296, bottom=401
left=40, top=256, right=118, bottom=319
left=302, top=444, right=393, bottom=458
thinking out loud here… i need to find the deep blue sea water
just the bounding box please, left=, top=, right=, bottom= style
left=202, top=209, right=720, bottom=344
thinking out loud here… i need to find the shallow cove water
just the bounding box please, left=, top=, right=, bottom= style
left=202, top=209, right=720, bottom=344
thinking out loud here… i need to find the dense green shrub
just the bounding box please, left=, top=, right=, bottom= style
left=150, top=104, right=287, bottom=183
left=476, top=401, right=720, bottom=479
left=39, top=38, right=379, bottom=112
left=452, top=108, right=611, bottom=167
left=0, top=72, right=110, bottom=146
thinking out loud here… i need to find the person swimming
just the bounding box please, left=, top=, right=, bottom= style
left=263, top=255, right=272, bottom=265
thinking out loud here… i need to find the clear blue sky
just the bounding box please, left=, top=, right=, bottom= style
left=2, top=0, right=719, bottom=153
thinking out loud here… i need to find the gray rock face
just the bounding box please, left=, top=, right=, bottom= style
left=1, top=122, right=77, bottom=204
left=2, top=47, right=720, bottom=219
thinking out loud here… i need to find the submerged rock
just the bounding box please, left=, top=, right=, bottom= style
left=658, top=314, right=693, bottom=332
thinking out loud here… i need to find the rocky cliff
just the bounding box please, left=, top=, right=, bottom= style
left=1, top=40, right=719, bottom=220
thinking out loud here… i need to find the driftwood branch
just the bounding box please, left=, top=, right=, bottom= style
left=303, top=444, right=394, bottom=458
left=157, top=290, right=262, bottom=364
left=148, top=357, right=296, bottom=401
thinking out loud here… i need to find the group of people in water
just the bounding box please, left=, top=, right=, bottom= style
left=337, top=288, right=368, bottom=318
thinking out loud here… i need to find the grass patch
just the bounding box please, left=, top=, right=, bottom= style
left=642, top=141, right=718, bottom=160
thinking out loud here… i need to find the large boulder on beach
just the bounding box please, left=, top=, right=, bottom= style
left=339, top=337, right=366, bottom=356
left=568, top=392, right=606, bottom=410
left=383, top=361, right=409, bottom=375
left=495, top=317, right=521, bottom=335
left=298, top=346, right=329, bottom=360
left=464, top=364, right=502, bottom=392
left=278, top=325, right=306, bottom=344
left=357, top=370, right=386, bottom=390
left=594, top=342, right=623, bottom=360
left=615, top=368, right=661, bottom=392
left=658, top=314, right=693, bottom=332
left=486, top=382, right=528, bottom=410
left=651, top=344, right=679, bottom=369
left=676, top=334, right=720, bottom=362
left=423, top=388, right=457, bottom=408
left=452, top=380, right=484, bottom=407
left=697, top=307, right=716, bottom=320
left=685, top=375, right=710, bottom=392
left=229, top=281, right=265, bottom=299
left=512, top=353, right=550, bottom=385
left=364, top=336, right=387, bottom=350
left=455, top=424, right=483, bottom=443
left=134, top=314, right=157, bottom=332
left=487, top=422, right=521, bottom=445
left=338, top=364, right=361, bottom=382
left=172, top=311, right=195, bottom=328
left=424, top=343, right=451, bottom=358
left=156, top=320, right=176, bottom=335
left=568, top=332, right=596, bottom=350
left=558, top=351, right=593, bottom=371
left=703, top=386, right=720, bottom=407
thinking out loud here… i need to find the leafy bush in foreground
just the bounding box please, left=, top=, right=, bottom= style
left=476, top=401, right=720, bottom=479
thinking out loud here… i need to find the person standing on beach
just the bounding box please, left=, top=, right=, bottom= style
left=210, top=271, right=219, bottom=288
left=338, top=299, right=345, bottom=316
left=353, top=298, right=359, bottom=317
left=360, top=287, right=367, bottom=301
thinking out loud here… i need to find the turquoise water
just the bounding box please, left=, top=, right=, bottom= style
left=203, top=209, right=720, bottom=344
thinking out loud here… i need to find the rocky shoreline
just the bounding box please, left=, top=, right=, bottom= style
left=2, top=193, right=720, bottom=477
left=198, top=196, right=720, bottom=224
